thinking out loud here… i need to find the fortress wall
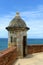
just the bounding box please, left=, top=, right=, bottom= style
left=0, top=47, right=17, bottom=65
left=27, top=45, right=43, bottom=54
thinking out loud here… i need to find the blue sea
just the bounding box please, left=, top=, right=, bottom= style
left=0, top=38, right=43, bottom=51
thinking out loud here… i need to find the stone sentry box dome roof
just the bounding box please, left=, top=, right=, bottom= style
left=6, top=12, right=29, bottom=31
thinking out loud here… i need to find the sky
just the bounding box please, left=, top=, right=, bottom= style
left=0, top=0, right=43, bottom=38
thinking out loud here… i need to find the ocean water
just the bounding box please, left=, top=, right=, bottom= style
left=0, top=38, right=43, bottom=51
left=0, top=38, right=8, bottom=51
left=27, top=39, right=43, bottom=45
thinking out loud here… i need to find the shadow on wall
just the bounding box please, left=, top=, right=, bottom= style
left=23, top=54, right=34, bottom=59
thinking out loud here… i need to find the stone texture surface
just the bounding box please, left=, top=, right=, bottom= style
left=8, top=30, right=27, bottom=58
left=27, top=45, right=43, bottom=54
left=6, top=12, right=29, bottom=58
left=13, top=52, right=43, bottom=65
left=0, top=47, right=17, bottom=65
left=9, top=12, right=26, bottom=28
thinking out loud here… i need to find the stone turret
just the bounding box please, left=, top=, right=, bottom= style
left=6, top=12, right=29, bottom=58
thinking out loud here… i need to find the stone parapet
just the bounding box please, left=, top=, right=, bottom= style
left=27, top=45, right=43, bottom=54
left=0, top=47, right=18, bottom=65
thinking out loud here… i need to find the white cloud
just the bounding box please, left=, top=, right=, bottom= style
left=0, top=5, right=43, bottom=38
left=20, top=5, right=43, bottom=38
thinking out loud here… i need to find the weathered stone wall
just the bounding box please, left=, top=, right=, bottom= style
left=27, top=45, right=43, bottom=54
left=8, top=30, right=27, bottom=58
left=0, top=47, right=17, bottom=65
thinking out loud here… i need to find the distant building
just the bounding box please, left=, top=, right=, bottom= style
left=6, top=12, right=29, bottom=58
